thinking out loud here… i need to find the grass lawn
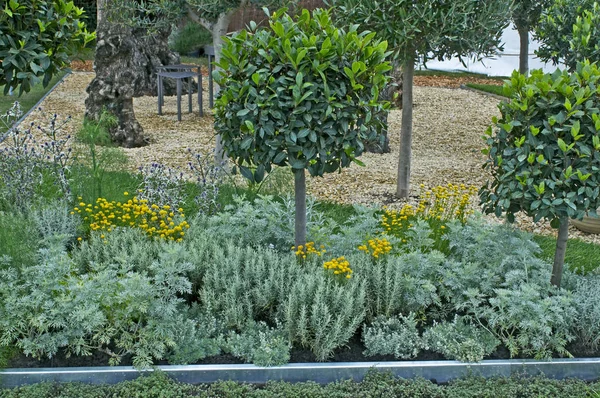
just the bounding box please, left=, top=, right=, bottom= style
left=465, top=82, right=508, bottom=97
left=534, top=234, right=600, bottom=274
left=0, top=71, right=68, bottom=116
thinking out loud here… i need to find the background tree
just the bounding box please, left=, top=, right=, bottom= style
left=0, top=0, right=94, bottom=95
left=330, top=0, right=510, bottom=198
left=512, top=0, right=552, bottom=76
left=214, top=7, right=390, bottom=246
left=534, top=0, right=598, bottom=71
left=84, top=0, right=181, bottom=147
left=481, top=62, right=600, bottom=287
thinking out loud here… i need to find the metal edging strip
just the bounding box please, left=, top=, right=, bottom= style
left=3, top=358, right=600, bottom=388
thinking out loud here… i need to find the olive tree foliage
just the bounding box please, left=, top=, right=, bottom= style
left=213, top=8, right=391, bottom=246
left=534, top=0, right=599, bottom=72
left=512, top=0, right=552, bottom=75
left=329, top=0, right=510, bottom=198
left=0, top=0, right=95, bottom=95
left=480, top=62, right=600, bottom=287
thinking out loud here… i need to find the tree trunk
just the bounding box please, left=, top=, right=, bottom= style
left=396, top=56, right=414, bottom=198
left=212, top=10, right=235, bottom=165
left=518, top=26, right=529, bottom=76
left=85, top=7, right=179, bottom=147
left=294, top=169, right=307, bottom=248
left=551, top=217, right=569, bottom=287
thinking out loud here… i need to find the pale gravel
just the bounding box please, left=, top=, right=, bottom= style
left=17, top=71, right=600, bottom=245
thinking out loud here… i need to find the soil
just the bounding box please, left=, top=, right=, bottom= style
left=8, top=331, right=597, bottom=368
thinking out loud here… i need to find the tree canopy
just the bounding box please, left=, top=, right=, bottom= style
left=329, top=0, right=510, bottom=197
left=481, top=62, right=600, bottom=286
left=534, top=0, right=598, bottom=71
left=214, top=7, right=391, bottom=245
left=0, top=0, right=95, bottom=95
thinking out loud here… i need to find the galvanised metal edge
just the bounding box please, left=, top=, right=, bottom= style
left=12, top=70, right=73, bottom=128
left=3, top=358, right=600, bottom=388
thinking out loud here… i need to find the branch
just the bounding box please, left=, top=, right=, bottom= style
left=187, top=5, right=214, bottom=31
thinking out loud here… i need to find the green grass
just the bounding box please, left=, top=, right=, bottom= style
left=465, top=82, right=508, bottom=97
left=179, top=55, right=209, bottom=68
left=533, top=234, right=600, bottom=273
left=0, top=70, right=68, bottom=116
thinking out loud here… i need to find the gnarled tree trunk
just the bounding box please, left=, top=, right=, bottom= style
left=85, top=5, right=179, bottom=147
left=366, top=63, right=402, bottom=154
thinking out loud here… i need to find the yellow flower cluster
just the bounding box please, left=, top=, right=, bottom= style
left=358, top=238, right=392, bottom=258
left=72, top=194, right=190, bottom=242
left=417, top=183, right=477, bottom=223
left=292, top=242, right=326, bottom=259
left=381, top=205, right=415, bottom=235
left=381, top=183, right=477, bottom=235
left=323, top=256, right=352, bottom=279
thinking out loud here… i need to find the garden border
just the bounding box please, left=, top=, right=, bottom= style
left=3, top=358, right=600, bottom=388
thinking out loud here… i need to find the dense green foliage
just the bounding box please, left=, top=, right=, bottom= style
left=535, top=0, right=599, bottom=71
left=1, top=371, right=598, bottom=397
left=168, top=21, right=212, bottom=55
left=481, top=62, right=600, bottom=284
left=0, top=0, right=94, bottom=95
left=214, top=7, right=390, bottom=181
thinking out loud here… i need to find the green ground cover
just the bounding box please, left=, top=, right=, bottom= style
left=1, top=371, right=598, bottom=398
left=465, top=82, right=508, bottom=97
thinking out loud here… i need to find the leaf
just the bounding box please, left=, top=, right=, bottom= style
left=237, top=109, right=250, bottom=117
left=239, top=165, right=254, bottom=182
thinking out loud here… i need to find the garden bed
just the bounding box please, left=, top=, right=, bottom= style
left=16, top=72, right=600, bottom=245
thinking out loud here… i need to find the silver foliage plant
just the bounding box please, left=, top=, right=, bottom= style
left=362, top=313, right=425, bottom=360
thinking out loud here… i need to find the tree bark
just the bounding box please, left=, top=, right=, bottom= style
left=396, top=56, right=414, bottom=198
left=294, top=169, right=307, bottom=248
left=518, top=26, right=529, bottom=76
left=366, top=64, right=402, bottom=154
left=85, top=5, right=179, bottom=147
left=551, top=217, right=569, bottom=287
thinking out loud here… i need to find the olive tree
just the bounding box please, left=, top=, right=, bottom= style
left=512, top=0, right=552, bottom=75
left=329, top=0, right=510, bottom=198
left=481, top=61, right=600, bottom=287
left=534, top=0, right=599, bottom=71
left=214, top=7, right=391, bottom=246
left=0, top=0, right=94, bottom=95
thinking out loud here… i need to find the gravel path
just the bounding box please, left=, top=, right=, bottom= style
left=16, top=71, right=600, bottom=244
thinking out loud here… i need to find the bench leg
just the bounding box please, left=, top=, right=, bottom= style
left=188, top=77, right=192, bottom=113
left=177, top=78, right=182, bottom=121
left=158, top=75, right=163, bottom=115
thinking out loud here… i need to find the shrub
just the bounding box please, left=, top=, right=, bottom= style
left=571, top=275, right=600, bottom=352
left=362, top=313, right=424, bottom=359
left=281, top=273, right=366, bottom=360
left=353, top=250, right=442, bottom=320
left=0, top=243, right=195, bottom=368
left=423, top=316, right=499, bottom=362
left=168, top=21, right=211, bottom=55
left=481, top=62, right=600, bottom=286
left=225, top=321, right=290, bottom=366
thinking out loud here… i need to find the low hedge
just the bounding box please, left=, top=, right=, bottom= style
left=1, top=371, right=598, bottom=398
